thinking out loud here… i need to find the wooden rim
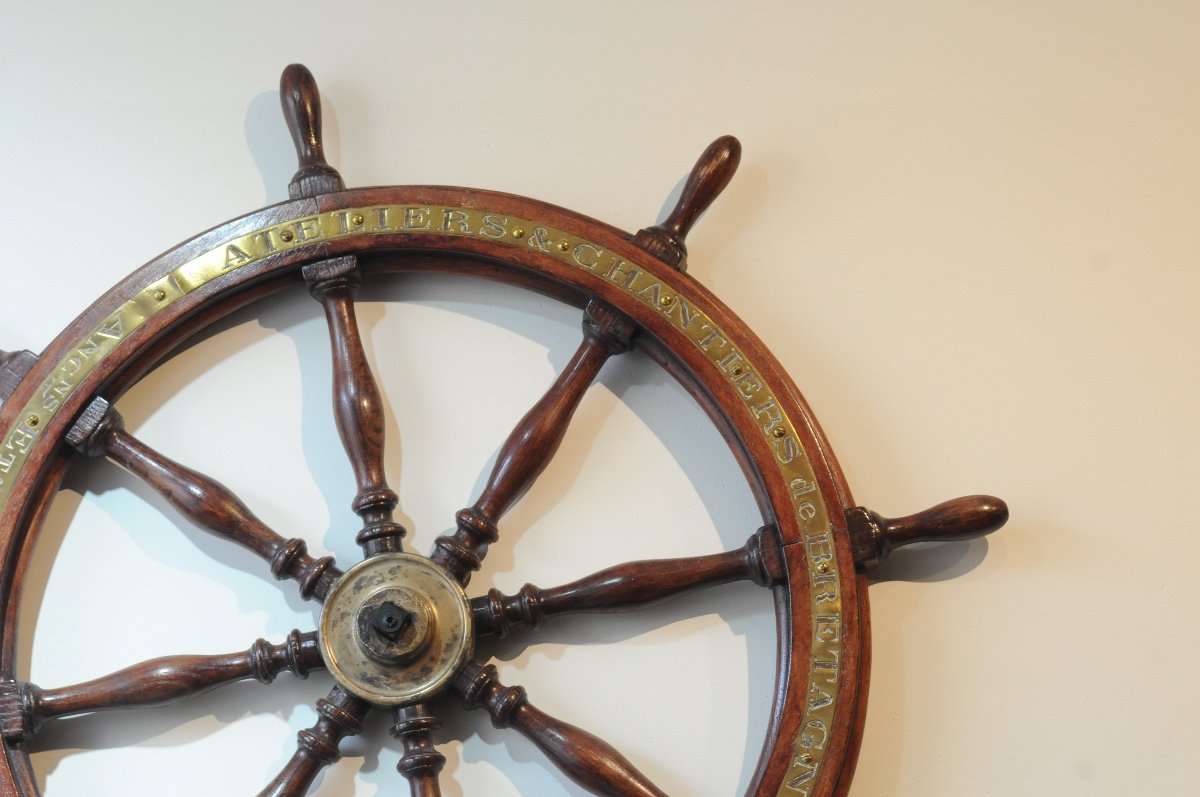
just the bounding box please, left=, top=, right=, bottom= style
left=0, top=186, right=869, bottom=796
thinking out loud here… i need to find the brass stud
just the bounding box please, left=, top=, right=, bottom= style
left=152, top=289, right=166, bottom=302
left=280, top=230, right=295, bottom=242
left=511, top=227, right=525, bottom=239
left=800, top=754, right=813, bottom=764
left=731, top=366, right=745, bottom=376
left=557, top=240, right=570, bottom=251
left=817, top=562, right=830, bottom=574
left=25, top=415, right=38, bottom=428
left=772, top=427, right=787, bottom=439
left=659, top=294, right=674, bottom=307
left=352, top=214, right=365, bottom=226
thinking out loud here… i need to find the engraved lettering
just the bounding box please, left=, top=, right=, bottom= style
left=785, top=759, right=817, bottom=793
left=808, top=682, right=834, bottom=711
left=668, top=297, right=694, bottom=330
left=812, top=573, right=838, bottom=604
left=572, top=243, right=602, bottom=269
left=752, top=396, right=785, bottom=435
left=76, top=336, right=101, bottom=359
left=814, top=650, right=840, bottom=684
left=602, top=258, right=640, bottom=289
left=718, top=351, right=745, bottom=373
left=374, top=207, right=392, bottom=230
left=293, top=217, right=322, bottom=241
left=773, top=434, right=800, bottom=463
left=734, top=371, right=763, bottom=399
left=805, top=533, right=835, bottom=566
left=5, top=427, right=36, bottom=455
left=815, top=615, right=841, bottom=642
left=441, top=208, right=471, bottom=233
left=790, top=477, right=817, bottom=499
left=40, top=377, right=70, bottom=411
left=800, top=720, right=829, bottom=751
left=527, top=226, right=552, bottom=252
left=696, top=326, right=728, bottom=352
left=479, top=214, right=508, bottom=238
left=62, top=356, right=83, bottom=376
left=224, top=244, right=251, bottom=268
left=96, top=316, right=123, bottom=340
left=0, top=450, right=16, bottom=473
left=333, top=211, right=352, bottom=234
left=252, top=230, right=278, bottom=253
left=403, top=207, right=431, bottom=230
left=636, top=280, right=664, bottom=306
left=797, top=500, right=817, bottom=521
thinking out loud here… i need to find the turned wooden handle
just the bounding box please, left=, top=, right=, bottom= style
left=280, top=64, right=329, bottom=173
left=634, top=135, right=741, bottom=268
left=660, top=134, right=741, bottom=241
left=280, top=64, right=343, bottom=197
left=848, top=495, right=1008, bottom=569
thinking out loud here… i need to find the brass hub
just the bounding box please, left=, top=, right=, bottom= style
left=319, top=553, right=473, bottom=706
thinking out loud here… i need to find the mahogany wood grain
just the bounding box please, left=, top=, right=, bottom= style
left=66, top=397, right=340, bottom=600
left=392, top=704, right=445, bottom=797
left=632, top=135, right=742, bottom=269
left=280, top=63, right=344, bottom=199
left=257, top=686, right=368, bottom=797
left=847, top=495, right=1009, bottom=569
left=432, top=300, right=634, bottom=583
left=304, top=256, right=407, bottom=557
left=472, top=527, right=784, bottom=637
left=0, top=630, right=319, bottom=741
left=454, top=661, right=667, bottom=797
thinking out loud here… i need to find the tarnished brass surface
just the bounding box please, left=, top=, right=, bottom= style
left=0, top=202, right=843, bottom=790
left=319, top=553, right=473, bottom=706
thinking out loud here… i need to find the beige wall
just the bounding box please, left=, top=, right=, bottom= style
left=1, top=2, right=1196, bottom=794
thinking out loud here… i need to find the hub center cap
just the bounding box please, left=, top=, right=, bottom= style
left=319, top=553, right=473, bottom=706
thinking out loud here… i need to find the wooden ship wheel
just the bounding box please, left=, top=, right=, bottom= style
left=0, top=66, right=1007, bottom=797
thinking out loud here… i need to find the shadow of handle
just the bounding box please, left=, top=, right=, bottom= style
left=848, top=495, right=1008, bottom=571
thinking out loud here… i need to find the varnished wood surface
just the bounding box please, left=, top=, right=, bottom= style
left=455, top=660, right=667, bottom=797
left=0, top=631, right=319, bottom=740
left=0, top=65, right=900, bottom=797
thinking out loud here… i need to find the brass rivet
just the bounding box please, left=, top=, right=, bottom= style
left=817, top=562, right=830, bottom=574
left=511, top=227, right=525, bottom=239
left=732, top=366, right=745, bottom=376
left=772, top=427, right=787, bottom=438
left=25, top=415, right=38, bottom=427
left=800, top=754, right=813, bottom=764
left=558, top=240, right=570, bottom=251
left=352, top=214, right=365, bottom=226
left=659, top=294, right=674, bottom=307
left=152, top=289, right=166, bottom=301
left=280, top=230, right=295, bottom=242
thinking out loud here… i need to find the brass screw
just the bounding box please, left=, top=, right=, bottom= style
left=280, top=230, right=295, bottom=242
left=558, top=240, right=570, bottom=251
left=800, top=754, right=813, bottom=764
left=731, top=366, right=745, bottom=376
left=25, top=415, right=38, bottom=428
left=352, top=214, right=365, bottom=226
left=817, top=562, right=830, bottom=574
left=772, top=427, right=787, bottom=438
left=152, top=289, right=166, bottom=302
left=659, top=294, right=674, bottom=307
left=511, top=227, right=526, bottom=239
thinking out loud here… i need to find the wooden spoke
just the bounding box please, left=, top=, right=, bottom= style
left=472, top=527, right=784, bottom=637
left=257, top=686, right=369, bottom=797
left=67, top=397, right=340, bottom=601
left=454, top=660, right=667, bottom=797
left=304, top=256, right=407, bottom=558
left=392, top=703, right=445, bottom=797
left=0, top=630, right=319, bottom=742
left=433, top=300, right=635, bottom=583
